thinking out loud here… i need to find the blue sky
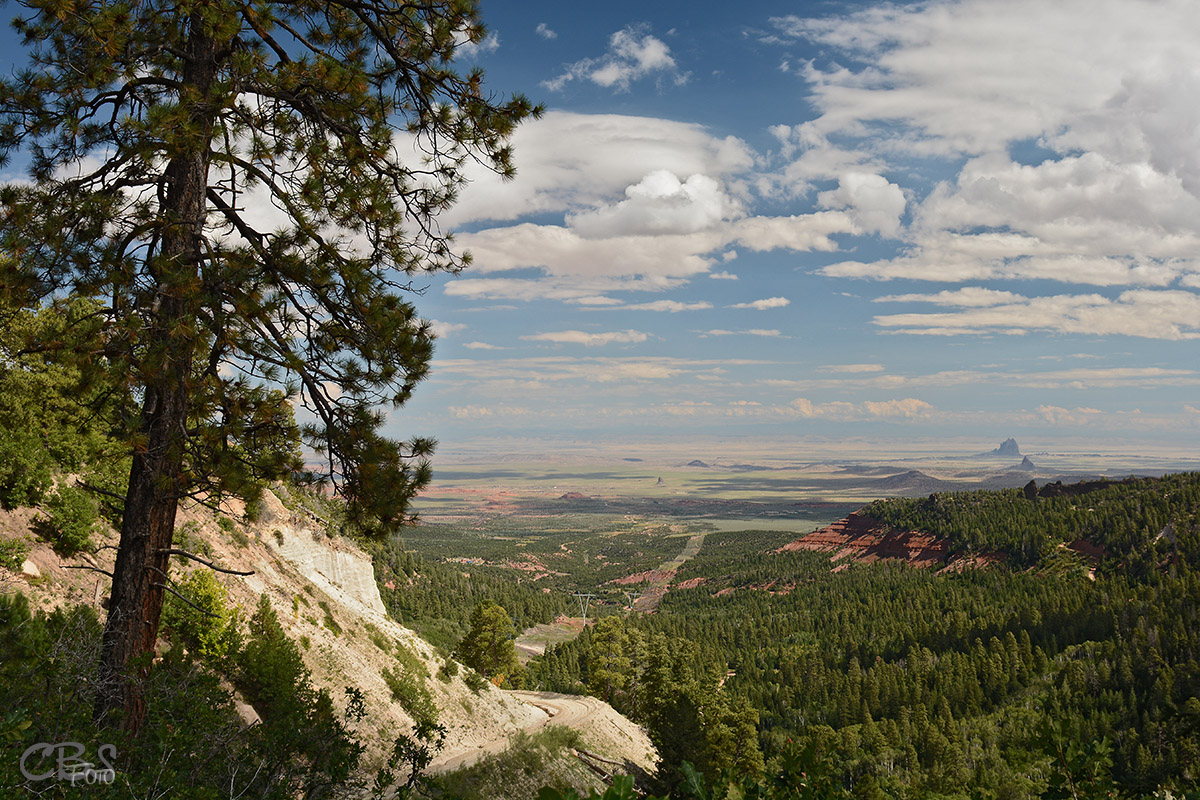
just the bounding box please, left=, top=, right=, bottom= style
left=4, top=0, right=1200, bottom=456
left=396, top=0, right=1200, bottom=454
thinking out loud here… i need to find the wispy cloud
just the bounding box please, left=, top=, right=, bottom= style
left=701, top=329, right=782, bottom=338
left=456, top=32, right=500, bottom=59
left=820, top=363, right=885, bottom=373
left=873, top=289, right=1200, bottom=340
left=429, top=320, right=467, bottom=338
left=622, top=300, right=712, bottom=312
left=522, top=329, right=648, bottom=347
left=535, top=22, right=557, bottom=39
left=730, top=296, right=790, bottom=310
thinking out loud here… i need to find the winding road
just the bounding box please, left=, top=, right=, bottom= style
left=427, top=691, right=607, bottom=774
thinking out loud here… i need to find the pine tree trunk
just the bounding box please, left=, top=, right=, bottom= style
left=93, top=382, right=188, bottom=731
left=93, top=13, right=219, bottom=733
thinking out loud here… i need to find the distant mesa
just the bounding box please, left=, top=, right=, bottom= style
left=623, top=458, right=643, bottom=462
left=686, top=460, right=710, bottom=468
left=980, top=438, right=1021, bottom=457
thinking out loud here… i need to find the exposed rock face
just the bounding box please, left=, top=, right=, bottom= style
left=1, top=488, right=657, bottom=786
left=272, top=528, right=387, bottom=620
left=775, top=513, right=1005, bottom=572
left=1008, top=456, right=1036, bottom=472
left=774, top=513, right=951, bottom=568
left=989, top=438, right=1021, bottom=457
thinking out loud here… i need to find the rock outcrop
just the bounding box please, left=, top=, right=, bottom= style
left=984, top=438, right=1021, bottom=457
left=775, top=513, right=950, bottom=568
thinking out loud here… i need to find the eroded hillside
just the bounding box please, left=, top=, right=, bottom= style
left=1, top=485, right=656, bottom=795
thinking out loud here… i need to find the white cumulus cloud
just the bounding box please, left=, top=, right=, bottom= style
left=545, top=26, right=682, bottom=92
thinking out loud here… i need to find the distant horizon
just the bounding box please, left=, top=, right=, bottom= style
left=421, top=433, right=1200, bottom=466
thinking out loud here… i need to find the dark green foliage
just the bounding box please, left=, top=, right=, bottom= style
left=1, top=0, right=537, bottom=729
left=372, top=718, right=447, bottom=800
left=521, top=476, right=1200, bottom=798
left=0, top=428, right=52, bottom=509
left=375, top=535, right=567, bottom=649
left=862, top=472, right=1200, bottom=566
left=81, top=454, right=131, bottom=528
left=160, top=569, right=242, bottom=665
left=235, top=594, right=367, bottom=796
left=319, top=600, right=343, bottom=636
left=458, top=601, right=525, bottom=688
left=464, top=669, right=491, bottom=695
left=0, top=590, right=398, bottom=798
left=37, top=484, right=100, bottom=555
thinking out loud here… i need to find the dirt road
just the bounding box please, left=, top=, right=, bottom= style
left=427, top=691, right=610, bottom=774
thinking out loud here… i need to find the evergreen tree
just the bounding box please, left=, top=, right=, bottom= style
left=458, top=602, right=523, bottom=686
left=0, top=0, right=537, bottom=732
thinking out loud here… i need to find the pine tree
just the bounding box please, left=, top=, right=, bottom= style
left=458, top=602, right=522, bottom=685
left=0, top=0, right=537, bottom=732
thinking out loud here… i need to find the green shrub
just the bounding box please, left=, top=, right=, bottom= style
left=464, top=669, right=490, bottom=694
left=38, top=485, right=99, bottom=555
left=382, top=640, right=437, bottom=724
left=217, top=515, right=250, bottom=546
left=0, top=538, right=30, bottom=571
left=173, top=519, right=212, bottom=559
left=160, top=569, right=242, bottom=665
left=370, top=629, right=392, bottom=652
left=238, top=595, right=310, bottom=719
left=0, top=428, right=52, bottom=509
left=81, top=453, right=130, bottom=527
left=438, top=657, right=460, bottom=683
left=318, top=600, right=342, bottom=636
left=382, top=665, right=437, bottom=724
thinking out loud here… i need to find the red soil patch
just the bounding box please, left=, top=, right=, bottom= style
left=775, top=512, right=951, bottom=568
left=1066, top=538, right=1106, bottom=562
left=674, top=577, right=707, bottom=590
left=938, top=552, right=1005, bottom=573
left=554, top=615, right=588, bottom=631
left=609, top=569, right=674, bottom=586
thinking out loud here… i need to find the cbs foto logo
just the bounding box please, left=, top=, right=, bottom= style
left=19, top=742, right=117, bottom=785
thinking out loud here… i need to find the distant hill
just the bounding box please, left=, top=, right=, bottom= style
left=686, top=460, right=709, bottom=468
left=1006, top=456, right=1036, bottom=471
left=873, top=470, right=955, bottom=494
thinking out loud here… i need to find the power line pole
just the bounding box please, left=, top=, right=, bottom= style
left=572, top=592, right=595, bottom=628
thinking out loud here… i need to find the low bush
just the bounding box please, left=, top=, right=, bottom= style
left=0, top=428, right=52, bottom=510
left=0, top=537, right=30, bottom=571
left=38, top=485, right=100, bottom=555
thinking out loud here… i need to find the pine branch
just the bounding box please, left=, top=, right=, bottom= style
left=156, top=549, right=255, bottom=576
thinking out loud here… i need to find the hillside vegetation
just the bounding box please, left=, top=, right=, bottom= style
left=861, top=473, right=1200, bottom=567
left=527, top=475, right=1200, bottom=799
